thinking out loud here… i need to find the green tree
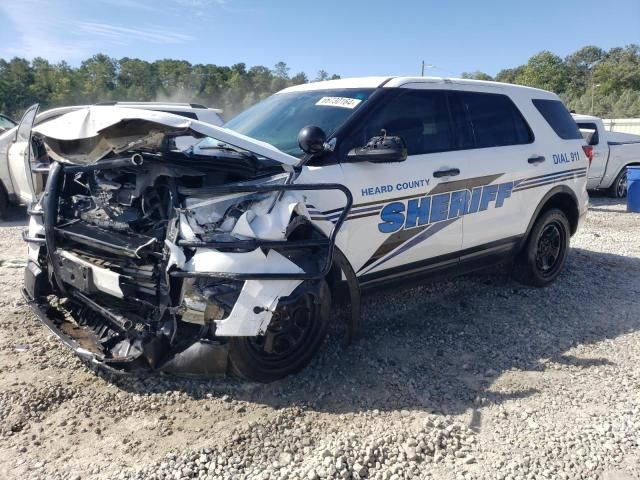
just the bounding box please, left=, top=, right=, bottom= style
left=3, top=44, right=638, bottom=120
left=514, top=51, right=568, bottom=93
left=315, top=70, right=330, bottom=81
left=495, top=66, right=524, bottom=84
left=273, top=61, right=290, bottom=80
left=77, top=54, right=117, bottom=102
left=461, top=71, right=493, bottom=81
left=117, top=58, right=157, bottom=101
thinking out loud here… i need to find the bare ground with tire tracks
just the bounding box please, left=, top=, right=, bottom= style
left=0, top=196, right=638, bottom=480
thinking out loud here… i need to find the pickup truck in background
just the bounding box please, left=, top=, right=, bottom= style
left=573, top=114, right=640, bottom=198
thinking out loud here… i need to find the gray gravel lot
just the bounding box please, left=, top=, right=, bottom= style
left=0, top=197, right=638, bottom=480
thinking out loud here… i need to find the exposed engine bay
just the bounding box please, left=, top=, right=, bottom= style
left=23, top=107, right=355, bottom=380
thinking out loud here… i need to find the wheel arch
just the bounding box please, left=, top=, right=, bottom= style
left=325, top=247, right=362, bottom=344
left=604, top=161, right=640, bottom=189
left=521, top=186, right=580, bottom=250
left=287, top=218, right=362, bottom=343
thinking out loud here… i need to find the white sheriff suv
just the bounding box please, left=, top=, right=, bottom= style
left=17, top=77, right=588, bottom=382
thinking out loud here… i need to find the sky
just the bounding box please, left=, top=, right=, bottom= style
left=0, top=0, right=638, bottom=78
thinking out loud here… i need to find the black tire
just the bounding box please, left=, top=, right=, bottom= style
left=228, top=280, right=331, bottom=382
left=512, top=209, right=570, bottom=288
left=608, top=169, right=627, bottom=198
left=0, top=183, right=8, bottom=220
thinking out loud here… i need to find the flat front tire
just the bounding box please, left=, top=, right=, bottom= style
left=512, top=209, right=570, bottom=288
left=228, top=280, right=331, bottom=382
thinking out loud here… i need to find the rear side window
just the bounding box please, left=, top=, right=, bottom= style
left=577, top=122, right=599, bottom=145
left=532, top=99, right=582, bottom=140
left=457, top=92, right=533, bottom=148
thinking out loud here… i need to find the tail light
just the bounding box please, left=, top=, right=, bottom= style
left=582, top=145, right=593, bottom=167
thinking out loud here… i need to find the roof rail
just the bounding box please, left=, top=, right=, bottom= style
left=93, top=101, right=210, bottom=108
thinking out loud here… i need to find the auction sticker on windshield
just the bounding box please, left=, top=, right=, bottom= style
left=315, top=97, right=362, bottom=109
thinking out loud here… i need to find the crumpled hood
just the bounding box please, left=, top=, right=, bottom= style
left=32, top=106, right=300, bottom=166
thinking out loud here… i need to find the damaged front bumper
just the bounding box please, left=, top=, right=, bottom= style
left=21, top=106, right=354, bottom=378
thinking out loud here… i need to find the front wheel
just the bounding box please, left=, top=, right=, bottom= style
left=608, top=170, right=627, bottom=198
left=512, top=209, right=570, bottom=288
left=228, top=280, right=331, bottom=382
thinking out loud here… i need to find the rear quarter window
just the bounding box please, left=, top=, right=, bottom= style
left=532, top=99, right=582, bottom=140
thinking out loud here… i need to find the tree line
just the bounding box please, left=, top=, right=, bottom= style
left=1, top=44, right=639, bottom=121
left=0, top=55, right=339, bottom=120
left=463, top=44, right=640, bottom=117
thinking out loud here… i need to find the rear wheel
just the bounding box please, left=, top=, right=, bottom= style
left=228, top=280, right=331, bottom=382
left=608, top=170, right=627, bottom=198
left=512, top=209, right=570, bottom=288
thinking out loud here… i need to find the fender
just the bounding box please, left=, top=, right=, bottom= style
left=519, top=185, right=579, bottom=251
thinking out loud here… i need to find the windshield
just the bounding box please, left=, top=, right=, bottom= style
left=224, top=88, right=374, bottom=157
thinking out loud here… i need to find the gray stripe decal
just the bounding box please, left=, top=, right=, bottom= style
left=514, top=173, right=586, bottom=192
left=522, top=167, right=586, bottom=184
left=428, top=173, right=503, bottom=195
left=516, top=171, right=587, bottom=189
left=359, top=218, right=458, bottom=275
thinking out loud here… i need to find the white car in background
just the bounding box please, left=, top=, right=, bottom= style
left=0, top=102, right=223, bottom=217
left=573, top=114, right=640, bottom=198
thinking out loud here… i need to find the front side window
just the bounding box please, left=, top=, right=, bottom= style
left=225, top=89, right=373, bottom=157
left=532, top=99, right=582, bottom=140
left=457, top=91, right=533, bottom=148
left=344, top=89, right=453, bottom=156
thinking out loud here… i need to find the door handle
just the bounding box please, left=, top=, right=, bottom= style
left=528, top=155, right=545, bottom=164
left=433, top=168, right=460, bottom=178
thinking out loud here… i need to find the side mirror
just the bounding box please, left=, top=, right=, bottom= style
left=347, top=133, right=407, bottom=163
left=297, top=125, right=327, bottom=154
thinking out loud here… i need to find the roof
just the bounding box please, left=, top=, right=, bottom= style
left=279, top=76, right=392, bottom=93
left=279, top=76, right=557, bottom=98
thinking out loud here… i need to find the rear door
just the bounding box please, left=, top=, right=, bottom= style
left=7, top=104, right=40, bottom=204
left=447, top=89, right=538, bottom=253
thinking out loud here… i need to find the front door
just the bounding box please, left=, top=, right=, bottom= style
left=336, top=88, right=464, bottom=282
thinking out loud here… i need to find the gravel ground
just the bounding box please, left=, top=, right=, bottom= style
left=0, top=196, right=639, bottom=480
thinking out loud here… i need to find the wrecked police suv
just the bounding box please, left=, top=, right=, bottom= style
left=16, top=77, right=588, bottom=381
